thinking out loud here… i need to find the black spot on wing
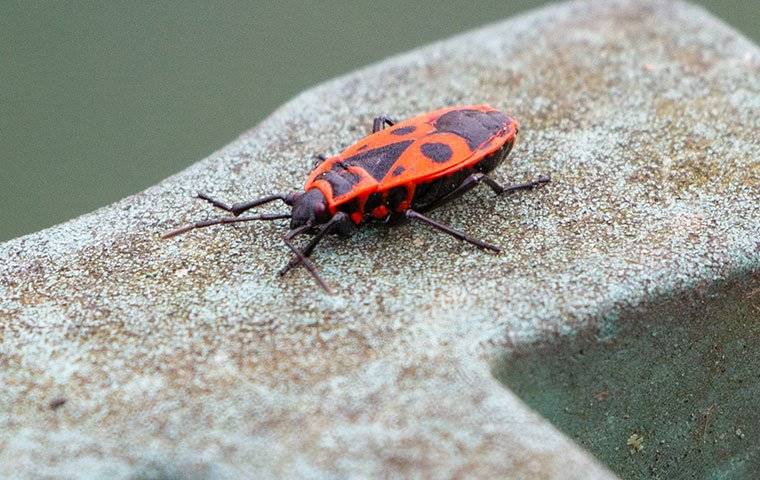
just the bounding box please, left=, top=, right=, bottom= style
left=390, top=126, right=416, bottom=135
left=392, top=166, right=405, bottom=176
left=420, top=143, right=453, bottom=163
left=318, top=169, right=361, bottom=197
left=342, top=140, right=414, bottom=181
left=434, top=109, right=509, bottom=149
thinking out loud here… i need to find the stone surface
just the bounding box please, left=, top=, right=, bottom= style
left=1, top=0, right=759, bottom=478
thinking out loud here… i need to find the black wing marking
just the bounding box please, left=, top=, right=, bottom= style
left=434, top=109, right=509, bottom=149
left=341, top=140, right=414, bottom=181
left=420, top=143, right=453, bottom=163
left=390, top=126, right=416, bottom=135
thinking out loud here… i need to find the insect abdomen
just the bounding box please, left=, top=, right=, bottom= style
left=411, top=141, right=513, bottom=211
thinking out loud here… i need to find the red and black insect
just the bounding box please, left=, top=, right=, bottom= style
left=163, top=104, right=549, bottom=292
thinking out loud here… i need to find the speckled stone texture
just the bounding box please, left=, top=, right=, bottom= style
left=1, top=1, right=759, bottom=478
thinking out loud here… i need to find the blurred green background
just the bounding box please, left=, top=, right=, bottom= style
left=2, top=1, right=757, bottom=241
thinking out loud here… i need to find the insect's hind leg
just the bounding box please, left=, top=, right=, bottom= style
left=372, top=116, right=396, bottom=133
left=417, top=173, right=488, bottom=213
left=418, top=173, right=550, bottom=213
left=486, top=175, right=551, bottom=196
left=196, top=192, right=296, bottom=216
left=405, top=209, right=500, bottom=252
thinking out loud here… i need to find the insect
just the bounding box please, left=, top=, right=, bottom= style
left=163, top=104, right=549, bottom=292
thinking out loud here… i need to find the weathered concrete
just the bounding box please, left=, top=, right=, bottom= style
left=1, top=1, right=758, bottom=478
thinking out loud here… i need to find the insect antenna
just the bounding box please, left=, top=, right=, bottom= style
left=282, top=224, right=331, bottom=293
left=197, top=192, right=297, bottom=216
left=161, top=213, right=291, bottom=239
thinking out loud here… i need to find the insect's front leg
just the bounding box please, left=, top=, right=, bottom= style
left=279, top=212, right=354, bottom=276
left=333, top=213, right=357, bottom=238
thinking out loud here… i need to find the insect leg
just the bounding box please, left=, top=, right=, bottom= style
left=418, top=173, right=488, bottom=212
left=372, top=116, right=396, bottom=133
left=418, top=174, right=550, bottom=212
left=196, top=192, right=296, bottom=216
left=405, top=209, right=500, bottom=252
left=279, top=212, right=351, bottom=276
left=483, top=175, right=551, bottom=196
left=161, top=213, right=290, bottom=239
left=283, top=226, right=331, bottom=293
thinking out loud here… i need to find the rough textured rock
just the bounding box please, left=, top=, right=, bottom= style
left=1, top=0, right=758, bottom=478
